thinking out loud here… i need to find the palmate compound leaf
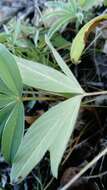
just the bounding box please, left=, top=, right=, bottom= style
left=0, top=44, right=22, bottom=96
left=70, top=14, right=107, bottom=63
left=15, top=56, right=84, bottom=95
left=11, top=95, right=82, bottom=184
left=0, top=44, right=24, bottom=163
left=43, top=0, right=78, bottom=38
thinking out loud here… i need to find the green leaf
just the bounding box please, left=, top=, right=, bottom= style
left=104, top=0, right=107, bottom=6
left=0, top=94, right=15, bottom=108
left=1, top=102, right=24, bottom=163
left=51, top=33, right=71, bottom=49
left=15, top=56, right=84, bottom=94
left=0, top=44, right=24, bottom=165
left=43, top=0, right=77, bottom=38
left=45, top=35, right=83, bottom=93
left=11, top=96, right=82, bottom=184
left=0, top=32, right=10, bottom=43
left=0, top=44, right=22, bottom=95
left=78, top=0, right=101, bottom=10
left=47, top=15, right=74, bottom=39
left=49, top=96, right=82, bottom=177
left=0, top=102, right=15, bottom=141
left=45, top=1, right=67, bottom=9
left=0, top=78, right=13, bottom=95
left=70, top=14, right=107, bottom=63
left=13, top=19, right=21, bottom=45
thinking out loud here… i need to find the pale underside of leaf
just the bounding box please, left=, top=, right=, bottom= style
left=15, top=56, right=83, bottom=95
left=1, top=102, right=24, bottom=163
left=49, top=96, right=82, bottom=177
left=11, top=96, right=82, bottom=184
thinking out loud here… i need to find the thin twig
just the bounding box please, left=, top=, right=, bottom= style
left=85, top=171, right=107, bottom=179
left=60, top=147, right=107, bottom=190
left=44, top=178, right=54, bottom=190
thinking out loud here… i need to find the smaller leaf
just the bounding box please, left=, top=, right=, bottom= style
left=13, top=19, right=21, bottom=45
left=45, top=35, right=84, bottom=93
left=1, top=102, right=24, bottom=163
left=43, top=0, right=77, bottom=38
left=70, top=14, right=107, bottom=63
left=15, top=56, right=84, bottom=94
left=45, top=35, right=73, bottom=77
left=49, top=96, right=82, bottom=177
left=47, top=15, right=72, bottom=39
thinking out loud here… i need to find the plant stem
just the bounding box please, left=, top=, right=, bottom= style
left=22, top=96, right=57, bottom=101
left=22, top=90, right=107, bottom=102
left=84, top=90, right=107, bottom=97
left=81, top=104, right=107, bottom=108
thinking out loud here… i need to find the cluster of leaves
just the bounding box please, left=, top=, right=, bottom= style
left=0, top=18, right=72, bottom=70
left=43, top=0, right=104, bottom=38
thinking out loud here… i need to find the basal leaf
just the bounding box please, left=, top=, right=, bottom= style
left=49, top=96, right=82, bottom=177
left=11, top=96, right=82, bottom=184
left=15, top=56, right=83, bottom=95
left=70, top=14, right=107, bottom=63
left=0, top=44, right=22, bottom=95
left=1, top=102, right=24, bottom=163
left=45, top=35, right=84, bottom=93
